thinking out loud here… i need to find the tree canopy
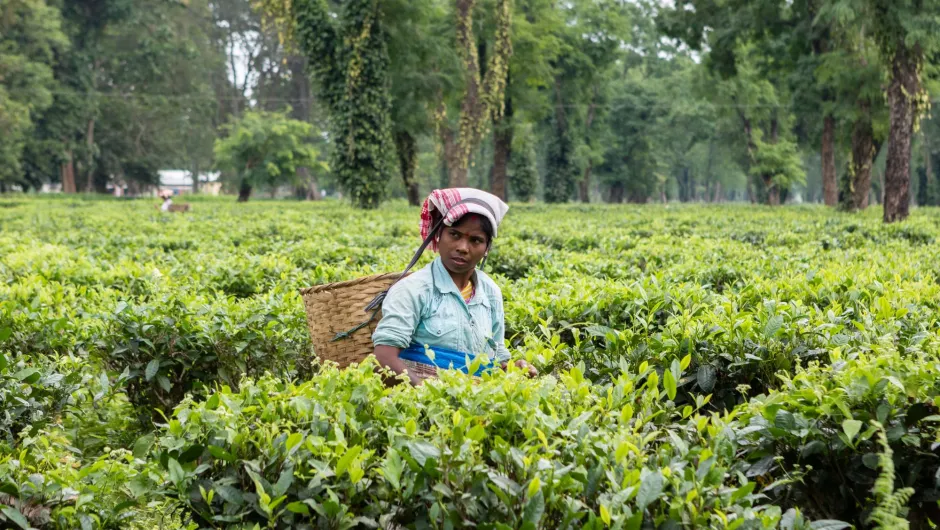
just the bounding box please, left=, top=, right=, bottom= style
left=2, top=0, right=940, bottom=220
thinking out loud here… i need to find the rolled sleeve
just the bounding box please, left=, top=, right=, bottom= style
left=372, top=282, right=422, bottom=349
left=491, top=295, right=511, bottom=362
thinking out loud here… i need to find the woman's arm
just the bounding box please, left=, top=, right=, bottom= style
left=374, top=345, right=423, bottom=386
left=372, top=279, right=425, bottom=386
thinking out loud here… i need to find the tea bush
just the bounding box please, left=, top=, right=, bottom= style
left=1, top=196, right=939, bottom=528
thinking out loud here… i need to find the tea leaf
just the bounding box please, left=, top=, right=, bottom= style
left=842, top=419, right=863, bottom=442
left=145, top=359, right=160, bottom=381
left=636, top=471, right=663, bottom=511
left=335, top=445, right=362, bottom=476
left=664, top=369, right=677, bottom=400
left=168, top=458, right=185, bottom=486
left=286, top=501, right=310, bottom=515
left=0, top=507, right=29, bottom=530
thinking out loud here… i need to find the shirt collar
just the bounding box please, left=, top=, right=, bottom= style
left=431, top=256, right=490, bottom=307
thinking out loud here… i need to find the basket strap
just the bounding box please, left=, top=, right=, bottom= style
left=330, top=198, right=496, bottom=343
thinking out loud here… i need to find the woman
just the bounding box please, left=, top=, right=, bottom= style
left=160, top=191, right=173, bottom=212
left=372, top=189, right=537, bottom=385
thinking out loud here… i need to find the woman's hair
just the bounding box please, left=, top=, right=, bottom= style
left=433, top=212, right=493, bottom=244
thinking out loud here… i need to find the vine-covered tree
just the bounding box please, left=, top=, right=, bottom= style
left=257, top=0, right=394, bottom=209
left=437, top=0, right=514, bottom=188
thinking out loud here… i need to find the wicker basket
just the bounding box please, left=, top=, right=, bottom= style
left=300, top=272, right=406, bottom=368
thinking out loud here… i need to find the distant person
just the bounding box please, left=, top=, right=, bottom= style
left=371, top=188, right=537, bottom=385
left=160, top=192, right=173, bottom=212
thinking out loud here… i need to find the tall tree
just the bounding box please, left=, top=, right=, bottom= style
left=437, top=0, right=513, bottom=188
left=543, top=0, right=629, bottom=203
left=0, top=0, right=68, bottom=191
left=490, top=0, right=562, bottom=201
left=258, top=0, right=395, bottom=208
left=384, top=0, right=457, bottom=205
left=18, top=0, right=220, bottom=192
left=866, top=0, right=940, bottom=221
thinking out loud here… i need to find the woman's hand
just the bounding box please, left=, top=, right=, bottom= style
left=374, top=345, right=422, bottom=386
left=501, top=359, right=538, bottom=378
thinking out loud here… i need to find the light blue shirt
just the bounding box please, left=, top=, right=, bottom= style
left=372, top=256, right=511, bottom=362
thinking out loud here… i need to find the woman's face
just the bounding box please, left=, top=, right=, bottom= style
left=438, top=215, right=488, bottom=275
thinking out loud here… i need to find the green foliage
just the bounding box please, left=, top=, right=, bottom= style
left=213, top=110, right=322, bottom=199
left=750, top=137, right=806, bottom=193
left=0, top=0, right=68, bottom=187
left=291, top=0, right=395, bottom=209
left=867, top=424, right=915, bottom=529
left=155, top=360, right=787, bottom=529
left=543, top=113, right=578, bottom=203
left=509, top=124, right=538, bottom=202
left=4, top=198, right=940, bottom=527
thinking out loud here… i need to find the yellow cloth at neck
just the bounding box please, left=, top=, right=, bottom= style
left=460, top=280, right=474, bottom=302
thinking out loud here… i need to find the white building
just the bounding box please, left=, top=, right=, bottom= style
left=156, top=170, right=222, bottom=196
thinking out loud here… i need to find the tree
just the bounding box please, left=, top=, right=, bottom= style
left=436, top=0, right=514, bottom=188
left=0, top=0, right=68, bottom=190
left=213, top=110, right=323, bottom=201
left=384, top=0, right=458, bottom=205
left=508, top=122, right=538, bottom=201
left=543, top=103, right=578, bottom=203
left=546, top=0, right=629, bottom=203
left=815, top=42, right=887, bottom=211
left=16, top=0, right=222, bottom=193
left=489, top=0, right=563, bottom=201
left=817, top=0, right=940, bottom=220
left=659, top=0, right=865, bottom=206
left=866, top=0, right=940, bottom=222
left=258, top=0, right=395, bottom=208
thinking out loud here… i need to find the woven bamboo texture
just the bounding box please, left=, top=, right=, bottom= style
left=300, top=272, right=405, bottom=368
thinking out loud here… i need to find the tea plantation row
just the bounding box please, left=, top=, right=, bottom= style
left=1, top=197, right=939, bottom=529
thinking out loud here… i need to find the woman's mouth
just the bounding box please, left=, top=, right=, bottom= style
left=451, top=256, right=468, bottom=266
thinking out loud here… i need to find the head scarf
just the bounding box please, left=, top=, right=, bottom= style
left=420, top=188, right=509, bottom=252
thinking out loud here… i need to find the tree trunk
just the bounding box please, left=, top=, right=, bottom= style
left=609, top=182, right=624, bottom=203
left=297, top=166, right=319, bottom=200
left=679, top=167, right=690, bottom=202
left=764, top=174, right=780, bottom=205
left=61, top=150, right=76, bottom=193
left=579, top=93, right=597, bottom=203
left=878, top=170, right=884, bottom=205
left=883, top=44, right=922, bottom=223
left=442, top=127, right=466, bottom=187
left=713, top=181, right=722, bottom=203
left=848, top=100, right=878, bottom=211
left=579, top=162, right=592, bottom=203
left=238, top=180, right=252, bottom=202
left=490, top=87, right=512, bottom=202
left=394, top=130, right=420, bottom=206
left=192, top=162, right=200, bottom=194
left=822, top=114, right=837, bottom=206
left=737, top=110, right=758, bottom=205
left=85, top=118, right=96, bottom=192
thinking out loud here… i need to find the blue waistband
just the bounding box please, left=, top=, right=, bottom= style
left=399, top=344, right=497, bottom=377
